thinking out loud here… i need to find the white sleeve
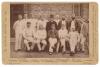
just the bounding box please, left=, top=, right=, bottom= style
left=33, top=30, right=36, bottom=38
left=77, top=33, right=80, bottom=42
left=21, top=20, right=24, bottom=30
left=66, top=30, right=68, bottom=37
left=43, top=31, right=47, bottom=39
left=68, top=32, right=70, bottom=39
left=34, top=31, right=38, bottom=39
left=13, top=21, right=17, bottom=30
left=58, top=31, right=60, bottom=38
left=22, top=29, right=27, bottom=39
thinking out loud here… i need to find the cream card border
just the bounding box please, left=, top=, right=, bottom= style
left=2, top=2, right=98, bottom=64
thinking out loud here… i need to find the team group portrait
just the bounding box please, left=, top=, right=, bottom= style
left=10, top=3, right=89, bottom=58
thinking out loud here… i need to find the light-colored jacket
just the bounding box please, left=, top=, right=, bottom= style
left=58, top=29, right=68, bottom=39
left=13, top=20, right=23, bottom=33
left=34, top=29, right=47, bottom=40
left=22, top=27, right=34, bottom=42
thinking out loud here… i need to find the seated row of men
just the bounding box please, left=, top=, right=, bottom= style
left=13, top=14, right=89, bottom=56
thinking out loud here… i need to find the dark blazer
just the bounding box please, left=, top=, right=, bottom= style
left=48, top=29, right=58, bottom=39
left=57, top=20, right=68, bottom=30
left=68, top=19, right=81, bottom=33
left=46, top=21, right=57, bottom=31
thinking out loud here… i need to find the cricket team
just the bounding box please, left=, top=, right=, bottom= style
left=13, top=13, right=89, bottom=56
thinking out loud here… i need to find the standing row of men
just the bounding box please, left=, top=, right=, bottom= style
left=13, top=13, right=89, bottom=56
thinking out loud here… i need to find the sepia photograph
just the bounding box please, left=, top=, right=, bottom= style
left=10, top=3, right=89, bottom=58
left=2, top=2, right=98, bottom=64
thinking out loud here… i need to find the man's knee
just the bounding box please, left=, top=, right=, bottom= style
left=48, top=38, right=52, bottom=42
left=41, top=40, right=47, bottom=45
left=34, top=39, right=40, bottom=44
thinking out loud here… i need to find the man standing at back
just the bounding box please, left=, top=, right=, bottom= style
left=22, top=13, right=30, bottom=30
left=13, top=14, right=23, bottom=51
left=46, top=14, right=57, bottom=32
